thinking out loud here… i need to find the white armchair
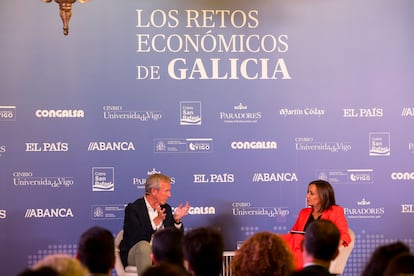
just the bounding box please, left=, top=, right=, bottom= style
left=114, top=230, right=138, bottom=276
left=329, top=228, right=355, bottom=275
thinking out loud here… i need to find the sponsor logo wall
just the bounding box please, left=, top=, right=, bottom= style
left=1, top=1, right=414, bottom=276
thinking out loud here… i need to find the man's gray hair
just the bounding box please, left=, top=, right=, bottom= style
left=145, top=173, right=171, bottom=195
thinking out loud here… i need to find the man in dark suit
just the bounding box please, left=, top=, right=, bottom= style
left=291, top=219, right=340, bottom=276
left=120, top=173, right=190, bottom=275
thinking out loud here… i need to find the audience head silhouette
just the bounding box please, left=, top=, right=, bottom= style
left=142, top=262, right=189, bottom=276
left=76, top=226, right=115, bottom=275
left=303, top=219, right=340, bottom=262
left=151, top=227, right=185, bottom=267
left=231, top=231, right=294, bottom=276
left=18, top=266, right=59, bottom=276
left=383, top=252, right=414, bottom=276
left=30, top=254, right=88, bottom=276
left=361, top=241, right=410, bottom=276
left=183, top=227, right=224, bottom=276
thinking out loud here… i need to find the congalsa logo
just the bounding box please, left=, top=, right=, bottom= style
left=35, top=109, right=84, bottom=118
left=391, top=172, right=414, bottom=180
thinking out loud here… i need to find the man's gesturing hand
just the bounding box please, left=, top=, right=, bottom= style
left=153, top=205, right=166, bottom=227
left=174, top=201, right=190, bottom=223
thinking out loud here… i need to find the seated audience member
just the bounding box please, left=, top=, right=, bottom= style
left=31, top=254, right=88, bottom=276
left=142, top=262, right=190, bottom=276
left=18, top=266, right=58, bottom=276
left=231, top=231, right=294, bottom=276
left=183, top=227, right=224, bottom=276
left=76, top=226, right=115, bottom=276
left=361, top=241, right=410, bottom=276
left=284, top=180, right=351, bottom=269
left=383, top=252, right=414, bottom=276
left=291, top=220, right=340, bottom=276
left=151, top=227, right=185, bottom=268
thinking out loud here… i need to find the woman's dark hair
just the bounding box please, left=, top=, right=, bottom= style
left=309, top=179, right=336, bottom=211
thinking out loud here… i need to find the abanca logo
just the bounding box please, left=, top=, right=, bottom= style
left=24, top=208, right=74, bottom=218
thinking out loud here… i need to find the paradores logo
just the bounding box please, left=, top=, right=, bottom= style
left=133, top=168, right=176, bottom=189
left=0, top=209, right=6, bottom=219
left=344, top=198, right=384, bottom=219
left=220, top=103, right=262, bottom=123
left=0, top=145, right=5, bottom=157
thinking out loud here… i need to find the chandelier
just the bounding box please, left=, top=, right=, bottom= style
left=42, top=0, right=89, bottom=36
